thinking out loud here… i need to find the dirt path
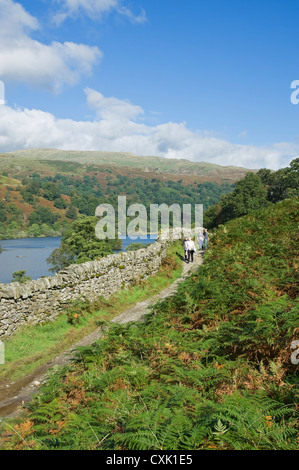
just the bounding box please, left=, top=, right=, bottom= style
left=0, top=253, right=203, bottom=419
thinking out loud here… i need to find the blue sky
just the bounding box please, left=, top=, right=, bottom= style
left=0, top=0, right=299, bottom=169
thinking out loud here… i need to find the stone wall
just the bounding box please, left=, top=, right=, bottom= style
left=0, top=228, right=201, bottom=338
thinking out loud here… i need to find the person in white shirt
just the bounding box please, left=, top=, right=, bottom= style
left=182, top=237, right=188, bottom=261
left=186, top=238, right=196, bottom=263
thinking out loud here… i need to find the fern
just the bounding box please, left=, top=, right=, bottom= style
left=2, top=199, right=298, bottom=450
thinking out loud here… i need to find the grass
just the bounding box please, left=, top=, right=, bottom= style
left=0, top=175, right=21, bottom=186
left=3, top=150, right=252, bottom=181
left=0, top=241, right=184, bottom=384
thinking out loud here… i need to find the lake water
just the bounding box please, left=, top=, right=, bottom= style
left=0, top=235, right=158, bottom=284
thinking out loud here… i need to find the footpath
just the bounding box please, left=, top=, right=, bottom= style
left=0, top=253, right=203, bottom=419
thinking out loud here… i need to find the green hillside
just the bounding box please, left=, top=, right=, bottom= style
left=2, top=198, right=298, bottom=450
left=0, top=148, right=259, bottom=240
left=1, top=148, right=256, bottom=182
left=0, top=165, right=234, bottom=240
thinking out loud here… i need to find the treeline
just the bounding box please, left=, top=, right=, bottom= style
left=29, top=172, right=232, bottom=218
left=204, top=158, right=299, bottom=228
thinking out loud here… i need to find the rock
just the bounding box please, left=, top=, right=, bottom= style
left=32, top=381, right=41, bottom=387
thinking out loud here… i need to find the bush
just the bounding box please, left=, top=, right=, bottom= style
left=11, top=271, right=31, bottom=283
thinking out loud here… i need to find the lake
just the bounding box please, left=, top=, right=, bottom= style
left=0, top=235, right=158, bottom=284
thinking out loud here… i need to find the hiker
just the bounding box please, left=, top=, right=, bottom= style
left=197, top=232, right=204, bottom=251
left=203, top=229, right=209, bottom=250
left=186, top=237, right=196, bottom=263
left=182, top=237, right=188, bottom=261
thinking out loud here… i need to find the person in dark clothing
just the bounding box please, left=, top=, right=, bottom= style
left=203, top=229, right=209, bottom=250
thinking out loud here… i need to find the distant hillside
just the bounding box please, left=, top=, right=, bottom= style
left=0, top=148, right=258, bottom=241
left=1, top=148, right=256, bottom=184
left=0, top=159, right=234, bottom=240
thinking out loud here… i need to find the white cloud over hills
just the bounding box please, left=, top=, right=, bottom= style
left=0, top=0, right=297, bottom=170
left=0, top=88, right=297, bottom=170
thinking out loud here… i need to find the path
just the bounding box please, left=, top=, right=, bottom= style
left=0, top=253, right=203, bottom=419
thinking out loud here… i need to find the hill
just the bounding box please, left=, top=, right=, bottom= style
left=2, top=198, right=298, bottom=450
left=0, top=149, right=238, bottom=240
left=0, top=148, right=256, bottom=184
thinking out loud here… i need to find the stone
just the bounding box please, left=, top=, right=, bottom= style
left=0, top=229, right=201, bottom=338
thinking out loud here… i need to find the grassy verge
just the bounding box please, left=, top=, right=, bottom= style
left=0, top=241, right=184, bottom=384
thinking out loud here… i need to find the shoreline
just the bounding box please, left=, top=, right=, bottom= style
left=0, top=235, right=159, bottom=285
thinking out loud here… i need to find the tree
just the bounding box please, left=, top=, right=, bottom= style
left=28, top=207, right=58, bottom=226
left=21, top=189, right=35, bottom=204
left=256, top=168, right=273, bottom=186
left=7, top=204, right=23, bottom=224
left=257, top=158, right=299, bottom=203
left=54, top=197, right=67, bottom=209
left=65, top=205, right=77, bottom=219
left=6, top=221, right=19, bottom=238
left=47, top=215, right=119, bottom=271
left=285, top=158, right=299, bottom=198
left=11, top=270, right=31, bottom=283
left=0, top=208, right=7, bottom=223
left=43, top=182, right=61, bottom=201
left=46, top=245, right=76, bottom=273
left=28, top=223, right=43, bottom=237
left=0, top=223, right=7, bottom=239
left=204, top=173, right=269, bottom=228
left=226, top=173, right=268, bottom=216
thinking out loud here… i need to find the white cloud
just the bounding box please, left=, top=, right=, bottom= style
left=0, top=89, right=297, bottom=170
left=117, top=5, right=147, bottom=24
left=0, top=0, right=102, bottom=91
left=53, top=0, right=147, bottom=25
left=58, top=0, right=119, bottom=15
left=0, top=0, right=39, bottom=38
left=85, top=87, right=144, bottom=121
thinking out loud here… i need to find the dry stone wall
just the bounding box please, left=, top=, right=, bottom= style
left=0, top=228, right=201, bottom=338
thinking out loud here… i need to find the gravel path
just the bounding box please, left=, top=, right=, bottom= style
left=0, top=253, right=203, bottom=419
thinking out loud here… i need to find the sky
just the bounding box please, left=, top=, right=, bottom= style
left=0, top=0, right=299, bottom=170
